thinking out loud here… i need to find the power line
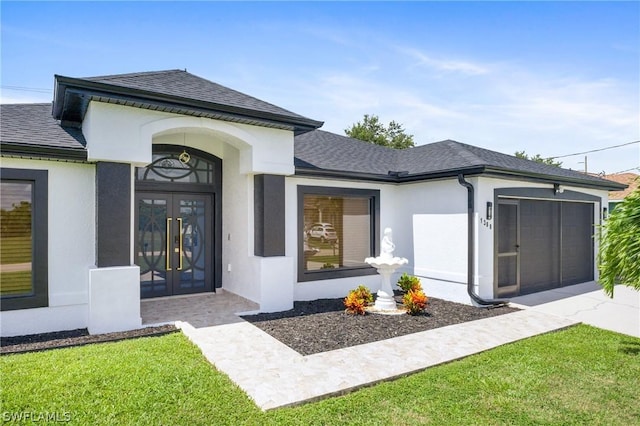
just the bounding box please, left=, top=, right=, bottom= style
left=609, top=166, right=640, bottom=175
left=550, top=140, right=640, bottom=159
left=1, top=85, right=51, bottom=94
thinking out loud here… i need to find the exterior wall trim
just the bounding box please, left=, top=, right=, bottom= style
left=254, top=174, right=286, bottom=257
left=494, top=187, right=602, bottom=203
left=95, top=162, right=131, bottom=267
left=297, top=185, right=380, bottom=283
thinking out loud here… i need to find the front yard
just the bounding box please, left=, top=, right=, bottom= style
left=1, top=325, right=639, bottom=425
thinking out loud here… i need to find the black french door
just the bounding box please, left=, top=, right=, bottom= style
left=136, top=192, right=213, bottom=298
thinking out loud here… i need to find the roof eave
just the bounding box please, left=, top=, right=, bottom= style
left=0, top=142, right=88, bottom=161
left=294, top=164, right=627, bottom=191
left=481, top=167, right=627, bottom=191
left=294, top=167, right=398, bottom=183
left=294, top=165, right=486, bottom=183
left=53, top=75, right=324, bottom=132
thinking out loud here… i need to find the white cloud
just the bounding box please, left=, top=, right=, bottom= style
left=288, top=52, right=638, bottom=174
left=0, top=92, right=51, bottom=104
left=398, top=46, right=490, bottom=76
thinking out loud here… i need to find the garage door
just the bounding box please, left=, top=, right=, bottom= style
left=496, top=199, right=594, bottom=297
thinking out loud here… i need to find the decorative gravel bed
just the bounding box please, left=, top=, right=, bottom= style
left=242, top=295, right=519, bottom=355
left=2, top=296, right=518, bottom=357
left=0, top=324, right=178, bottom=355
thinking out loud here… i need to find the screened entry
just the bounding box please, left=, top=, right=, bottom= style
left=496, top=198, right=594, bottom=297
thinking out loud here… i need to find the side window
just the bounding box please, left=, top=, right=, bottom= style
left=298, top=186, right=379, bottom=281
left=1, top=168, right=48, bottom=311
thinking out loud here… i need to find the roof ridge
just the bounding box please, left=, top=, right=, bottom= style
left=314, top=129, right=394, bottom=147
left=0, top=102, right=52, bottom=106
left=55, top=70, right=323, bottom=131
left=317, top=129, right=407, bottom=171
left=443, top=140, right=486, bottom=166
left=81, top=69, right=185, bottom=81
left=180, top=72, right=308, bottom=119
left=78, top=69, right=312, bottom=120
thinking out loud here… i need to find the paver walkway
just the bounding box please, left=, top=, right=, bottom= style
left=143, top=293, right=578, bottom=410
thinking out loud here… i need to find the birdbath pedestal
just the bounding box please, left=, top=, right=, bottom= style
left=365, top=256, right=408, bottom=310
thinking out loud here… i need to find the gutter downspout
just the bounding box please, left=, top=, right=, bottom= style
left=457, top=174, right=509, bottom=308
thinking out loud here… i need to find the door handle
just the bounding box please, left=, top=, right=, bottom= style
left=166, top=217, right=172, bottom=271
left=177, top=217, right=183, bottom=271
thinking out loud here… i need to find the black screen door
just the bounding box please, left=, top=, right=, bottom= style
left=496, top=200, right=519, bottom=295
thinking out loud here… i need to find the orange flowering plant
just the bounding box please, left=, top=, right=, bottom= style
left=344, top=285, right=373, bottom=315
left=403, top=289, right=428, bottom=315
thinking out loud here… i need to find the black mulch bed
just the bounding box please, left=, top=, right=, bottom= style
left=0, top=324, right=178, bottom=355
left=2, top=297, right=518, bottom=357
left=242, top=295, right=519, bottom=356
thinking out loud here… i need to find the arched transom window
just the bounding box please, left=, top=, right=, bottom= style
left=136, top=150, right=216, bottom=184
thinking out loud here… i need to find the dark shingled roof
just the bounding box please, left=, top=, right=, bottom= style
left=54, top=70, right=323, bottom=133
left=83, top=70, right=310, bottom=121
left=0, top=74, right=627, bottom=192
left=0, top=103, right=87, bottom=160
left=294, top=128, right=393, bottom=175
left=294, top=130, right=625, bottom=190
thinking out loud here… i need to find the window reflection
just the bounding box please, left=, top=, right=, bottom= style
left=0, top=182, right=33, bottom=297
left=303, top=194, right=371, bottom=271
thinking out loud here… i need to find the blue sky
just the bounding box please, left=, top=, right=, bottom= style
left=2, top=1, right=638, bottom=174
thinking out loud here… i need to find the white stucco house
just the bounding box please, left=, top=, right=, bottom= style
left=0, top=70, right=625, bottom=337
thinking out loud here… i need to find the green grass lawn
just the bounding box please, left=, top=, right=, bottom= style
left=2, top=325, right=639, bottom=425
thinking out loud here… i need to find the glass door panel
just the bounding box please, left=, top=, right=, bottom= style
left=136, top=193, right=212, bottom=298
left=174, top=196, right=211, bottom=294
left=137, top=196, right=169, bottom=297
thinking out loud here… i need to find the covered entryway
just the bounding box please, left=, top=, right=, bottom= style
left=496, top=194, right=595, bottom=297
left=135, top=145, right=222, bottom=298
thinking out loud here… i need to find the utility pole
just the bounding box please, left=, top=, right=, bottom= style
left=578, top=155, right=588, bottom=173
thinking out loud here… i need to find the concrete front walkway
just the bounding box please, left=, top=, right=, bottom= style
left=142, top=290, right=579, bottom=410
left=511, top=281, right=640, bottom=338
left=178, top=310, right=576, bottom=410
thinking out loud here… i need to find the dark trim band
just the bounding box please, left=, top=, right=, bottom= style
left=1, top=168, right=49, bottom=311
left=297, top=185, right=380, bottom=282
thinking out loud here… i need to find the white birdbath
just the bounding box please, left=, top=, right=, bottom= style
left=365, top=228, right=408, bottom=311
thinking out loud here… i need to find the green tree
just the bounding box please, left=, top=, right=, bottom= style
left=345, top=114, right=415, bottom=149
left=598, top=185, right=640, bottom=296
left=514, top=151, right=562, bottom=167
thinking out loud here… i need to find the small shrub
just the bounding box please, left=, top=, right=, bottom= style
left=397, top=273, right=422, bottom=293
left=321, top=263, right=336, bottom=269
left=344, top=285, right=373, bottom=315
left=352, top=285, right=374, bottom=304
left=403, top=289, right=428, bottom=315
left=344, top=292, right=367, bottom=315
